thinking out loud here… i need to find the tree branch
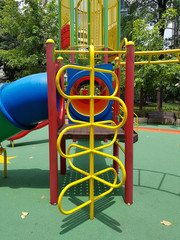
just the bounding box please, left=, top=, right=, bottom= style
left=151, top=0, right=160, bottom=4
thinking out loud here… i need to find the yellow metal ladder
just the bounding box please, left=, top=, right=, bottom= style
left=56, top=45, right=127, bottom=220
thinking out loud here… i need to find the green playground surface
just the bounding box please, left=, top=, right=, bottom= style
left=0, top=124, right=180, bottom=240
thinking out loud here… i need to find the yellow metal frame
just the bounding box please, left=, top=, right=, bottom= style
left=117, top=38, right=180, bottom=66
left=10, top=140, right=14, bottom=148
left=0, top=145, right=7, bottom=178
left=133, top=112, right=138, bottom=134
left=54, top=36, right=180, bottom=219
left=56, top=45, right=127, bottom=219
left=119, top=105, right=138, bottom=134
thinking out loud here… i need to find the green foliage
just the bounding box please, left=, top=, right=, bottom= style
left=123, top=1, right=179, bottom=42
left=132, top=19, right=164, bottom=51
left=0, top=0, right=59, bottom=81
left=122, top=0, right=180, bottom=107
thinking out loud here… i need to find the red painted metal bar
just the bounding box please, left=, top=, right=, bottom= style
left=71, top=47, right=75, bottom=63
left=124, top=44, right=135, bottom=205
left=56, top=58, right=66, bottom=175
left=104, top=47, right=108, bottom=64
left=46, top=40, right=59, bottom=205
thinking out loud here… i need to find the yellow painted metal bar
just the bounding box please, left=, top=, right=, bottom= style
left=55, top=37, right=180, bottom=66
left=133, top=112, right=139, bottom=134
left=76, top=0, right=83, bottom=9
left=119, top=105, right=138, bottom=133
left=74, top=45, right=105, bottom=48
left=116, top=140, right=125, bottom=154
left=83, top=0, right=85, bottom=47
left=117, top=38, right=134, bottom=67
left=97, top=1, right=99, bottom=46
left=148, top=55, right=152, bottom=64
left=89, top=45, right=95, bottom=219
left=134, top=60, right=180, bottom=65
left=93, top=0, right=95, bottom=45
left=10, top=140, right=14, bottom=148
left=90, top=0, right=92, bottom=45
left=58, top=175, right=92, bottom=215
left=3, top=149, right=7, bottom=178
left=76, top=0, right=78, bottom=46
left=176, top=53, right=180, bottom=62
left=113, top=38, right=180, bottom=66
left=117, top=59, right=180, bottom=66
left=135, top=49, right=180, bottom=56
left=80, top=0, right=82, bottom=47
left=0, top=146, right=7, bottom=178
left=55, top=49, right=126, bottom=54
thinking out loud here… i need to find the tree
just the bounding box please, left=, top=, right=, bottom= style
left=0, top=0, right=59, bottom=81
left=123, top=0, right=180, bottom=44
left=123, top=1, right=179, bottom=110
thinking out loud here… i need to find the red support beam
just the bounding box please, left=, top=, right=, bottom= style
left=71, top=47, right=75, bottom=64
left=104, top=47, right=108, bottom=64
left=46, top=40, right=59, bottom=205
left=124, top=44, right=135, bottom=205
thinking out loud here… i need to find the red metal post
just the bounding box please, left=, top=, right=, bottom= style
left=56, top=58, right=66, bottom=175
left=71, top=47, right=75, bottom=64
left=46, top=40, right=59, bottom=205
left=124, top=44, right=135, bottom=205
left=104, top=47, right=108, bottom=64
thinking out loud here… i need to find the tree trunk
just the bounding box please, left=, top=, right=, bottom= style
left=139, top=85, right=144, bottom=110
left=157, top=87, right=163, bottom=111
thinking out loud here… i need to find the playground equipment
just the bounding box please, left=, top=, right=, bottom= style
left=45, top=0, right=137, bottom=220
left=0, top=73, right=48, bottom=143
left=52, top=0, right=180, bottom=219
left=8, top=120, right=49, bottom=147
left=0, top=145, right=7, bottom=178
left=1, top=0, right=180, bottom=222
left=0, top=72, right=64, bottom=144
left=56, top=46, right=128, bottom=219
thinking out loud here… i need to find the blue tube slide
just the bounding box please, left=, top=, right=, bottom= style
left=0, top=73, right=49, bottom=142
left=66, top=64, right=114, bottom=122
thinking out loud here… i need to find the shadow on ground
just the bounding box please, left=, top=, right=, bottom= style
left=59, top=195, right=122, bottom=234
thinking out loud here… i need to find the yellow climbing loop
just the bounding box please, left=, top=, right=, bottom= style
left=56, top=45, right=127, bottom=220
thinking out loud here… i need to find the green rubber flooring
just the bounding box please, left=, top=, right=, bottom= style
left=0, top=124, right=180, bottom=240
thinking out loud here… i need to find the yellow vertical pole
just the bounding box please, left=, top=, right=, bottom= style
left=100, top=0, right=103, bottom=47
left=90, top=0, right=92, bottom=45
left=97, top=1, right=99, bottom=47
left=76, top=0, right=78, bottom=46
left=93, top=0, right=95, bottom=45
left=83, top=0, right=85, bottom=47
left=4, top=149, right=7, bottom=178
left=80, top=0, right=82, bottom=47
left=89, top=45, right=95, bottom=220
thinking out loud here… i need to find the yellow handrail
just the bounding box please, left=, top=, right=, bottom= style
left=117, top=105, right=138, bottom=134
left=116, top=38, right=180, bottom=66
left=133, top=112, right=139, bottom=134
left=56, top=45, right=127, bottom=220
left=115, top=140, right=125, bottom=154
left=55, top=36, right=180, bottom=65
